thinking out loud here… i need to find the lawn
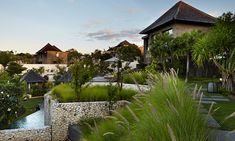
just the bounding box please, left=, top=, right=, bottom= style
left=16, top=97, right=44, bottom=120
left=188, top=77, right=235, bottom=130
left=188, top=77, right=220, bottom=89
left=203, top=97, right=235, bottom=131
left=51, top=84, right=138, bottom=102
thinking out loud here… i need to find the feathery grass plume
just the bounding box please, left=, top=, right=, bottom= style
left=126, top=105, right=139, bottom=122
left=83, top=71, right=211, bottom=141
left=167, top=124, right=177, bottom=141
left=197, top=92, right=204, bottom=112
left=104, top=115, right=117, bottom=120
left=223, top=112, right=235, bottom=123
left=103, top=132, right=114, bottom=136
left=207, top=102, right=216, bottom=117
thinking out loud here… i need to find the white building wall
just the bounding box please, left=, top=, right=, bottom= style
left=22, top=64, right=68, bottom=81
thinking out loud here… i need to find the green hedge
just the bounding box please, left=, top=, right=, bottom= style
left=51, top=84, right=137, bottom=102
left=123, top=71, right=147, bottom=85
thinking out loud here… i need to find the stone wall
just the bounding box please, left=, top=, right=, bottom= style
left=0, top=126, right=51, bottom=141
left=44, top=94, right=129, bottom=141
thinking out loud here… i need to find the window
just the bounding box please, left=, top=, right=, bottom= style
left=56, top=52, right=59, bottom=57
left=163, top=28, right=173, bottom=35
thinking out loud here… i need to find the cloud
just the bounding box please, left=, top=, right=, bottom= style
left=207, top=11, right=221, bottom=17
left=83, top=20, right=107, bottom=28
left=86, top=29, right=141, bottom=41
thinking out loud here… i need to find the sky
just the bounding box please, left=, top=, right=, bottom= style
left=0, top=0, right=234, bottom=54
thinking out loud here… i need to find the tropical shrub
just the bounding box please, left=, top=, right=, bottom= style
left=123, top=71, right=147, bottom=85
left=193, top=12, right=235, bottom=92
left=0, top=83, right=23, bottom=129
left=31, top=84, right=49, bottom=97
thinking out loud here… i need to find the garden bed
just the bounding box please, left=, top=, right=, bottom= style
left=51, top=84, right=137, bottom=102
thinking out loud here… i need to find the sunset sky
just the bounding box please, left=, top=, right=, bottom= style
left=0, top=0, right=234, bottom=54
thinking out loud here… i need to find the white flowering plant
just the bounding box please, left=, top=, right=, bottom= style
left=0, top=83, right=22, bottom=129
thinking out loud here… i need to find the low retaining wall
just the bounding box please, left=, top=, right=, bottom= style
left=0, top=126, right=51, bottom=141
left=44, top=94, right=128, bottom=141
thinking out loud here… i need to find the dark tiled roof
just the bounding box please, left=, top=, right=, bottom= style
left=140, top=1, right=216, bottom=34
left=20, top=70, right=47, bottom=83
left=57, top=72, right=72, bottom=83
left=108, top=40, right=138, bottom=51
left=36, top=43, right=62, bottom=54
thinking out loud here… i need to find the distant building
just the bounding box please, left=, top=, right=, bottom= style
left=107, top=40, right=142, bottom=55
left=22, top=64, right=68, bottom=82
left=20, top=70, right=47, bottom=93
left=140, top=1, right=216, bottom=64
left=106, top=40, right=142, bottom=69
left=35, top=43, right=68, bottom=64
left=138, top=46, right=144, bottom=55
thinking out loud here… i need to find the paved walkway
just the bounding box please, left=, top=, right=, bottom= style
left=212, top=130, right=235, bottom=141
left=201, top=95, right=230, bottom=104
left=89, top=82, right=150, bottom=92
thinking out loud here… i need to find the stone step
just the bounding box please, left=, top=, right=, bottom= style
left=211, top=130, right=235, bottom=141
left=199, top=108, right=208, bottom=114
left=202, top=98, right=230, bottom=102
left=209, top=96, right=226, bottom=98
left=203, top=114, right=221, bottom=128
left=200, top=101, right=217, bottom=104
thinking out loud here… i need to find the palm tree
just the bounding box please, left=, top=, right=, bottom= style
left=150, top=33, right=174, bottom=72
left=174, top=31, right=203, bottom=82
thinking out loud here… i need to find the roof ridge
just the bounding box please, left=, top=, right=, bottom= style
left=140, top=1, right=216, bottom=34
left=36, top=43, right=62, bottom=54
left=177, top=1, right=216, bottom=20
left=173, top=1, right=182, bottom=20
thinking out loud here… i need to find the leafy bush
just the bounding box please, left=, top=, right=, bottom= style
left=82, top=72, right=210, bottom=141
left=31, top=84, right=49, bottom=97
left=0, top=83, right=23, bottom=129
left=123, top=71, right=147, bottom=85
left=51, top=84, right=137, bottom=102
left=70, top=60, right=95, bottom=99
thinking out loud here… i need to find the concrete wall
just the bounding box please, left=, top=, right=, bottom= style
left=35, top=51, right=68, bottom=64
left=0, top=126, right=51, bottom=141
left=44, top=94, right=128, bottom=141
left=172, top=23, right=210, bottom=37
left=46, top=51, right=68, bottom=64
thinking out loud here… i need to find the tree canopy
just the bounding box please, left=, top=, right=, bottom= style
left=150, top=33, right=174, bottom=71
left=6, top=62, right=26, bottom=76
left=117, top=44, right=142, bottom=62
left=67, top=48, right=83, bottom=64
left=0, top=51, right=13, bottom=70
left=193, top=12, right=235, bottom=92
